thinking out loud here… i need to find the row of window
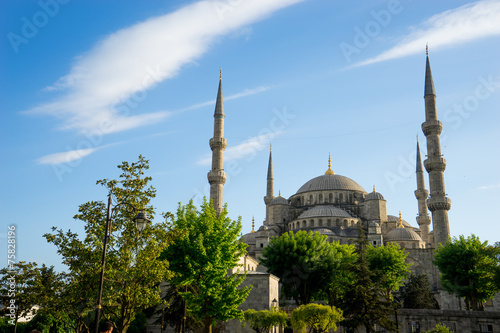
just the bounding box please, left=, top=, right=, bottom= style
left=294, top=192, right=356, bottom=206
left=289, top=218, right=358, bottom=230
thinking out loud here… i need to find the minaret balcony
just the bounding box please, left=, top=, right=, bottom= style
left=207, top=170, right=227, bottom=184
left=209, top=137, right=228, bottom=150
left=424, top=157, right=447, bottom=172
left=414, top=188, right=429, bottom=200
left=422, top=120, right=443, bottom=136
left=427, top=196, right=451, bottom=212
left=416, top=215, right=431, bottom=226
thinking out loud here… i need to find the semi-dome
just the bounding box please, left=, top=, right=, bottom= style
left=385, top=227, right=422, bottom=241
left=295, top=174, right=365, bottom=194
left=270, top=196, right=288, bottom=205
left=298, top=205, right=352, bottom=219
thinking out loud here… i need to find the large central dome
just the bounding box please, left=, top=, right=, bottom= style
left=296, top=174, right=366, bottom=194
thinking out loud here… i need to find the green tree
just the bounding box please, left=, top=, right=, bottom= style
left=400, top=274, right=438, bottom=309
left=0, top=262, right=40, bottom=333
left=156, top=284, right=202, bottom=333
left=366, top=243, right=411, bottom=297
left=161, top=199, right=251, bottom=333
left=290, top=303, right=343, bottom=333
left=324, top=242, right=357, bottom=307
left=433, top=234, right=500, bottom=311
left=338, top=229, right=395, bottom=333
left=424, top=323, right=451, bottom=333
left=260, top=230, right=338, bottom=305
left=44, top=156, right=173, bottom=333
left=243, top=309, right=288, bottom=333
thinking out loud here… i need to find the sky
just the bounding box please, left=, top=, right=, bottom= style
left=1, top=0, right=499, bottom=271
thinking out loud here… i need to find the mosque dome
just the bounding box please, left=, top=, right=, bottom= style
left=296, top=174, right=365, bottom=194
left=365, top=188, right=385, bottom=201
left=270, top=196, right=288, bottom=205
left=385, top=227, right=423, bottom=242
left=241, top=232, right=256, bottom=244
left=298, top=205, right=352, bottom=219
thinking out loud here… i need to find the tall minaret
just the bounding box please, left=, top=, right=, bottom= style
left=421, top=47, right=451, bottom=246
left=264, top=145, right=274, bottom=223
left=207, top=69, right=227, bottom=216
left=414, top=137, right=431, bottom=244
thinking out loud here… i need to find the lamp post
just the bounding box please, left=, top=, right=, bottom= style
left=94, top=193, right=151, bottom=333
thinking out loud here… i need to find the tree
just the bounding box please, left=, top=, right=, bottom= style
left=324, top=242, right=357, bottom=307
left=243, top=309, right=288, bottom=333
left=44, top=156, right=173, bottom=333
left=424, top=324, right=451, bottom=333
left=338, top=229, right=395, bottom=333
left=400, top=274, right=438, bottom=309
left=156, top=284, right=202, bottom=332
left=0, top=262, right=40, bottom=333
left=366, top=243, right=411, bottom=297
left=433, top=234, right=500, bottom=311
left=161, top=199, right=251, bottom=333
left=290, top=303, right=343, bottom=333
left=260, top=230, right=339, bottom=305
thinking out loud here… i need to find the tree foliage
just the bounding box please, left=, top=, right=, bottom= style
left=433, top=234, right=500, bottom=311
left=161, top=199, right=250, bottom=333
left=424, top=323, right=451, bottom=333
left=44, top=156, right=173, bottom=333
left=366, top=243, right=411, bottom=297
left=338, top=230, right=395, bottom=333
left=243, top=309, right=288, bottom=333
left=260, top=230, right=340, bottom=305
left=400, top=274, right=438, bottom=309
left=290, top=303, right=343, bottom=333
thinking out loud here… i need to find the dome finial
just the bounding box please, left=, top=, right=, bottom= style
left=325, top=153, right=335, bottom=175
left=278, top=190, right=281, bottom=197
left=398, top=211, right=404, bottom=228
left=219, top=67, right=222, bottom=80
left=426, top=43, right=428, bottom=56
left=251, top=216, right=255, bottom=233
left=270, top=143, right=272, bottom=151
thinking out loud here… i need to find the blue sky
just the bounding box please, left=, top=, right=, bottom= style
left=1, top=0, right=499, bottom=271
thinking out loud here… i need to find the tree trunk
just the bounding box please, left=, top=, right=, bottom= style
left=204, top=316, right=212, bottom=333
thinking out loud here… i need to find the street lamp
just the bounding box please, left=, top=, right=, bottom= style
left=94, top=193, right=151, bottom=333
left=271, top=298, right=278, bottom=308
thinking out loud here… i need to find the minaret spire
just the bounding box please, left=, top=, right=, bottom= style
left=264, top=145, right=275, bottom=224
left=421, top=48, right=451, bottom=246
left=415, top=138, right=431, bottom=244
left=208, top=70, right=227, bottom=216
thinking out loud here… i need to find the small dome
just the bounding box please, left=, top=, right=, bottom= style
left=258, top=225, right=268, bottom=231
left=270, top=196, right=288, bottom=205
left=365, top=191, right=385, bottom=201
left=241, top=232, right=256, bottom=244
left=385, top=227, right=422, bottom=241
left=369, top=221, right=380, bottom=227
left=387, top=215, right=412, bottom=228
left=296, top=174, right=365, bottom=194
left=298, top=205, right=352, bottom=219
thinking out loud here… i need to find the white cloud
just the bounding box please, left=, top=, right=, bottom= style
left=37, top=148, right=98, bottom=165
left=197, top=131, right=280, bottom=165
left=477, top=183, right=500, bottom=190
left=25, top=0, right=304, bottom=135
left=351, top=0, right=500, bottom=68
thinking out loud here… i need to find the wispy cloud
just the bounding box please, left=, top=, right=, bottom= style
left=477, top=183, right=500, bottom=190
left=197, top=131, right=281, bottom=165
left=37, top=148, right=99, bottom=165
left=177, top=85, right=273, bottom=112
left=351, top=0, right=500, bottom=68
left=25, top=0, right=304, bottom=135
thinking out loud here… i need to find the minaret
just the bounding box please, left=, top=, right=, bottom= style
left=414, top=136, right=431, bottom=244
left=264, top=145, right=274, bottom=205
left=207, top=69, right=227, bottom=216
left=421, top=47, right=451, bottom=246
left=264, top=145, right=274, bottom=224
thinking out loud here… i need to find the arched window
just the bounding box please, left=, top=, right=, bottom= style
left=343, top=219, right=347, bottom=227
left=327, top=219, right=332, bottom=226
left=319, top=219, right=323, bottom=226
left=339, top=193, right=343, bottom=202
left=349, top=194, right=353, bottom=203
left=302, top=220, right=307, bottom=228
left=319, top=194, right=323, bottom=203
left=309, top=195, right=313, bottom=205
left=329, top=193, right=333, bottom=203
left=309, top=219, right=314, bottom=227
